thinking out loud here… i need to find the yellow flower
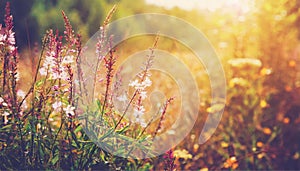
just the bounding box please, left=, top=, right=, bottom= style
left=173, top=149, right=192, bottom=160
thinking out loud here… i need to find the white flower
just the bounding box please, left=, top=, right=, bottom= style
left=52, top=101, right=62, bottom=111
left=17, top=89, right=26, bottom=98
left=0, top=97, right=7, bottom=107
left=0, top=34, right=6, bottom=45
left=7, top=31, right=15, bottom=45
left=62, top=55, right=74, bottom=65
left=141, top=77, right=152, bottom=88
left=2, top=111, right=10, bottom=124
left=117, top=94, right=128, bottom=103
left=136, top=118, right=147, bottom=127
left=63, top=105, right=75, bottom=117
left=133, top=106, right=145, bottom=118
left=39, top=67, right=47, bottom=76
left=129, top=79, right=139, bottom=88
left=140, top=91, right=147, bottom=100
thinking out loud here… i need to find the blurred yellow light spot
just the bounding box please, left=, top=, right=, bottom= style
left=229, top=77, right=248, bottom=87
left=263, top=127, right=272, bottom=135
left=283, top=117, right=290, bottom=124
left=223, top=156, right=238, bottom=169
left=260, top=100, right=267, bottom=108
left=257, top=153, right=264, bottom=159
left=221, top=141, right=229, bottom=148
left=193, top=144, right=199, bottom=152
left=206, top=103, right=225, bottom=113
left=228, top=58, right=262, bottom=68
left=256, top=141, right=264, bottom=148
left=260, top=68, right=272, bottom=76
left=285, top=86, right=292, bottom=92
left=289, top=60, right=296, bottom=67
left=293, top=152, right=299, bottom=159
left=200, top=168, right=209, bottom=171
left=190, top=134, right=196, bottom=140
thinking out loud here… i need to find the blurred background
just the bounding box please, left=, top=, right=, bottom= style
left=1, top=0, right=300, bottom=170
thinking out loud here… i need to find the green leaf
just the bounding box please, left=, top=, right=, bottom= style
left=71, top=131, right=81, bottom=148
left=99, top=128, right=114, bottom=141
left=35, top=78, right=45, bottom=87
left=51, top=154, right=59, bottom=165
left=116, top=124, right=129, bottom=134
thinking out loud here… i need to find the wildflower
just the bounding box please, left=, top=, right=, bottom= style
left=116, top=94, right=128, bottom=103
left=164, top=149, right=176, bottom=171
left=140, top=91, right=147, bottom=100
left=2, top=111, right=10, bottom=124
left=129, top=76, right=152, bottom=91
left=39, top=51, right=56, bottom=76
left=173, top=149, right=193, bottom=160
left=129, top=79, right=140, bottom=89
left=39, top=67, right=48, bottom=76
left=63, top=105, right=75, bottom=117
left=62, top=55, right=74, bottom=65
left=0, top=97, right=4, bottom=104
left=136, top=118, right=147, bottom=127
left=141, top=77, right=152, bottom=88
left=17, top=89, right=25, bottom=98
left=52, top=101, right=62, bottom=111
left=133, top=106, right=145, bottom=118
left=0, top=97, right=8, bottom=107
left=0, top=30, right=6, bottom=45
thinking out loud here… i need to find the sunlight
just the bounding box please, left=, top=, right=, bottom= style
left=145, top=0, right=253, bottom=13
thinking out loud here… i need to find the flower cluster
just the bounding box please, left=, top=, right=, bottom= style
left=0, top=3, right=16, bottom=53
left=39, top=30, right=76, bottom=80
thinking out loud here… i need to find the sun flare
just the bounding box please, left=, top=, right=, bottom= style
left=145, top=0, right=254, bottom=13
